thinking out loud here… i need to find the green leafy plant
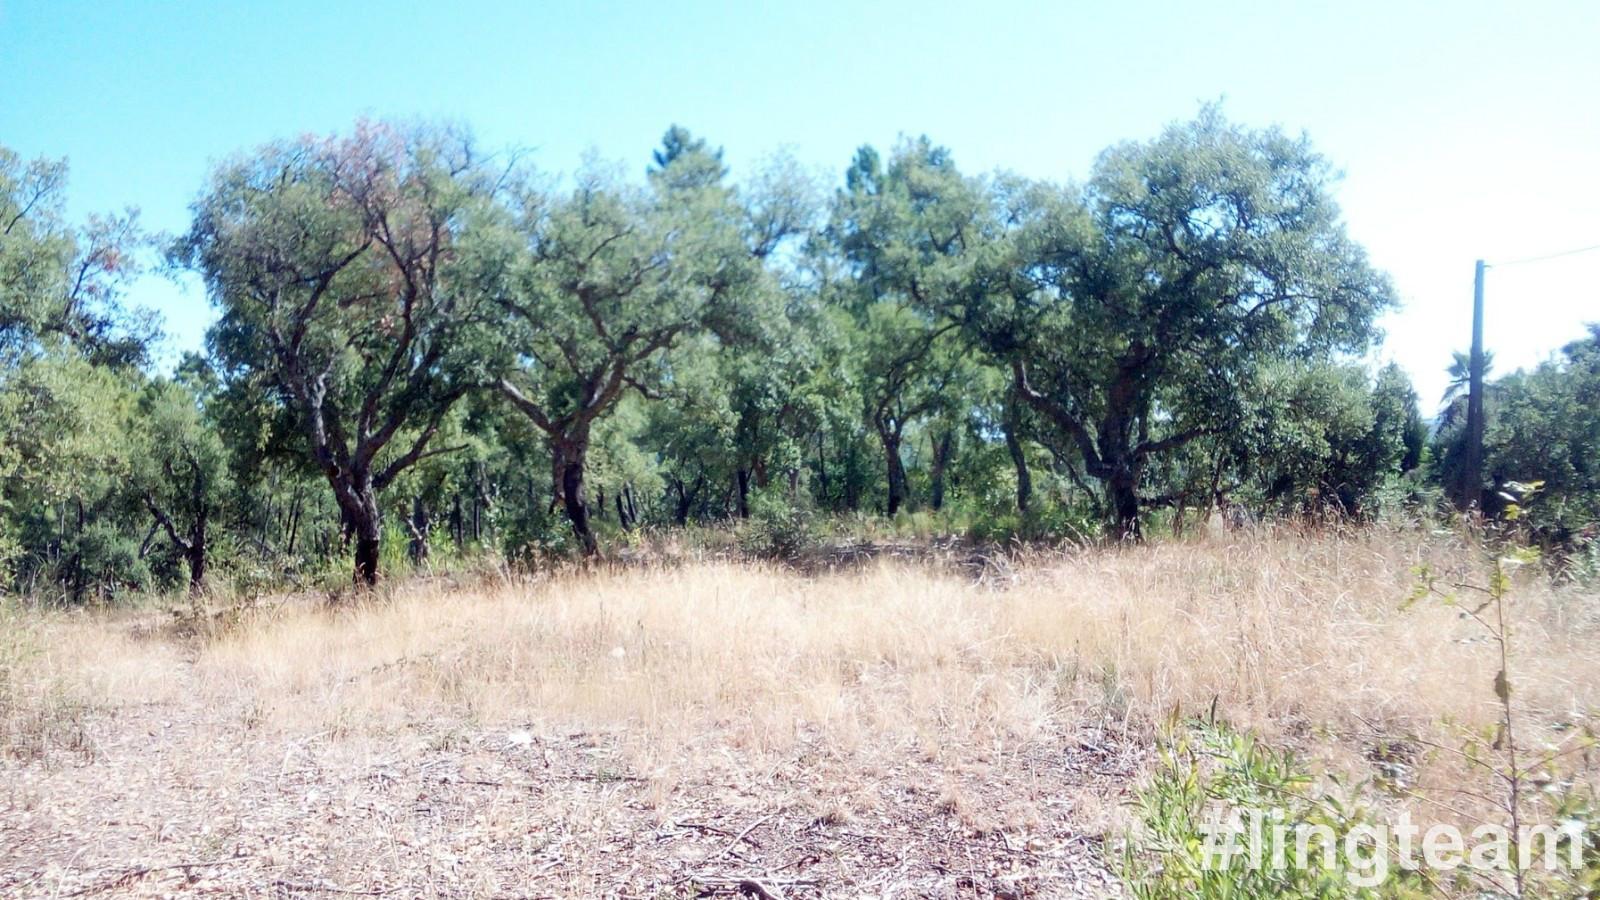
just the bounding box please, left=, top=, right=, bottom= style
left=739, top=486, right=819, bottom=561
left=1124, top=718, right=1400, bottom=899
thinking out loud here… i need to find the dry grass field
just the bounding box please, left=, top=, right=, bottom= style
left=3, top=525, right=1597, bottom=898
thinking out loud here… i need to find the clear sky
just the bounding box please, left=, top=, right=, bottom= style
left=3, top=0, right=1596, bottom=407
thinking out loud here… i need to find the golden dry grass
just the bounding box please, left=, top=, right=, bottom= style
left=5, top=523, right=1598, bottom=896
left=17, top=523, right=1597, bottom=773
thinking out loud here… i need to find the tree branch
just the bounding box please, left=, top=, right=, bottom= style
left=142, top=495, right=192, bottom=554
left=1135, top=426, right=1217, bottom=459
left=498, top=378, right=556, bottom=434
left=1010, top=359, right=1107, bottom=476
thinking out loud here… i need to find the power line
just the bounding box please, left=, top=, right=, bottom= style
left=1488, top=243, right=1600, bottom=268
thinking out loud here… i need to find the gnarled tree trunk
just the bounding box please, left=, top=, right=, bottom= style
left=341, top=484, right=383, bottom=587
left=879, top=427, right=909, bottom=516
left=185, top=509, right=207, bottom=594
left=143, top=483, right=210, bottom=596
left=1003, top=401, right=1031, bottom=513
left=672, top=475, right=702, bottom=526
left=553, top=438, right=598, bottom=556
left=1105, top=461, right=1142, bottom=542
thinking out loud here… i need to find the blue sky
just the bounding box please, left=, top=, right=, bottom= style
left=3, top=0, right=1596, bottom=405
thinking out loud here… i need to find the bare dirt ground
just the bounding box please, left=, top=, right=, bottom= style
left=2, top=653, right=1133, bottom=899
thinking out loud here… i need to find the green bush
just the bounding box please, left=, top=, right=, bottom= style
left=1123, top=720, right=1404, bottom=899
left=739, top=486, right=819, bottom=561
left=965, top=494, right=1097, bottom=544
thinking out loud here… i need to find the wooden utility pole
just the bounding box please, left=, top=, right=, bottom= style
left=1461, top=259, right=1486, bottom=510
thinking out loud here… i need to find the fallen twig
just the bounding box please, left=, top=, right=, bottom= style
left=713, top=813, right=776, bottom=859
left=271, top=877, right=401, bottom=895
left=674, top=819, right=737, bottom=837
left=689, top=874, right=818, bottom=900
left=65, top=857, right=246, bottom=897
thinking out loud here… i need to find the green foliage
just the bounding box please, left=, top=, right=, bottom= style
left=738, top=485, right=819, bottom=561
left=130, top=378, right=233, bottom=591
left=1124, top=720, right=1397, bottom=899
left=826, top=137, right=989, bottom=517
left=964, top=493, right=1098, bottom=544
left=1234, top=361, right=1423, bottom=517
left=1485, top=327, right=1600, bottom=535
left=0, top=351, right=150, bottom=599
left=960, top=107, right=1397, bottom=538
left=0, top=146, right=152, bottom=368
left=10, top=107, right=1583, bottom=595
left=177, top=122, right=513, bottom=582
left=493, top=127, right=791, bottom=552
left=1428, top=327, right=1600, bottom=543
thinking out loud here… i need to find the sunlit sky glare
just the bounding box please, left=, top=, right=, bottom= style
left=3, top=0, right=1597, bottom=408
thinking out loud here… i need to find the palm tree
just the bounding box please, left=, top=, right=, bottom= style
left=1437, top=349, right=1495, bottom=430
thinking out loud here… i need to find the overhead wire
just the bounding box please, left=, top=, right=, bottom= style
left=1487, top=243, right=1600, bottom=268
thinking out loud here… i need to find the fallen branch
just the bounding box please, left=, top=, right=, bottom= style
left=689, top=874, right=818, bottom=900
left=713, top=813, right=776, bottom=859
left=65, top=857, right=245, bottom=896
left=271, top=877, right=401, bottom=895
left=674, top=819, right=737, bottom=837
left=731, top=879, right=787, bottom=900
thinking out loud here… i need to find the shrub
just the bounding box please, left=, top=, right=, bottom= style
left=739, top=486, right=819, bottom=561
left=965, top=495, right=1097, bottom=544
left=1123, top=720, right=1399, bottom=899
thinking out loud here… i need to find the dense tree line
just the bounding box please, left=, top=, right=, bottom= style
left=2, top=111, right=1589, bottom=600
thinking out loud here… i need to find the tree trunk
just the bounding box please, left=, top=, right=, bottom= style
left=555, top=440, right=598, bottom=556
left=186, top=507, right=207, bottom=595
left=735, top=468, right=752, bottom=519
left=1107, top=466, right=1142, bottom=542
left=843, top=454, right=860, bottom=511
left=1003, top=404, right=1031, bottom=513
left=70, top=496, right=86, bottom=603
left=815, top=433, right=829, bottom=507
left=881, top=428, right=908, bottom=517
left=673, top=477, right=697, bottom=526
left=1200, top=445, right=1226, bottom=526
left=342, top=484, right=383, bottom=587
left=930, top=429, right=954, bottom=512
left=615, top=486, right=635, bottom=531
left=409, top=495, right=430, bottom=565
left=285, top=487, right=303, bottom=556
left=259, top=487, right=275, bottom=560
left=186, top=544, right=206, bottom=595
left=354, top=532, right=380, bottom=585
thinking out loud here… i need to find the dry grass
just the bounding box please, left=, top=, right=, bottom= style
left=188, top=527, right=1595, bottom=747
left=14, top=523, right=1600, bottom=768
left=3, top=523, right=1597, bottom=896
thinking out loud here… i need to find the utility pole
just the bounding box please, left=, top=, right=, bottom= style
left=1461, top=259, right=1486, bottom=510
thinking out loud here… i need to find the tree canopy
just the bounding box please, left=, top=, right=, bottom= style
left=176, top=123, right=512, bottom=582
left=5, top=109, right=1589, bottom=599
